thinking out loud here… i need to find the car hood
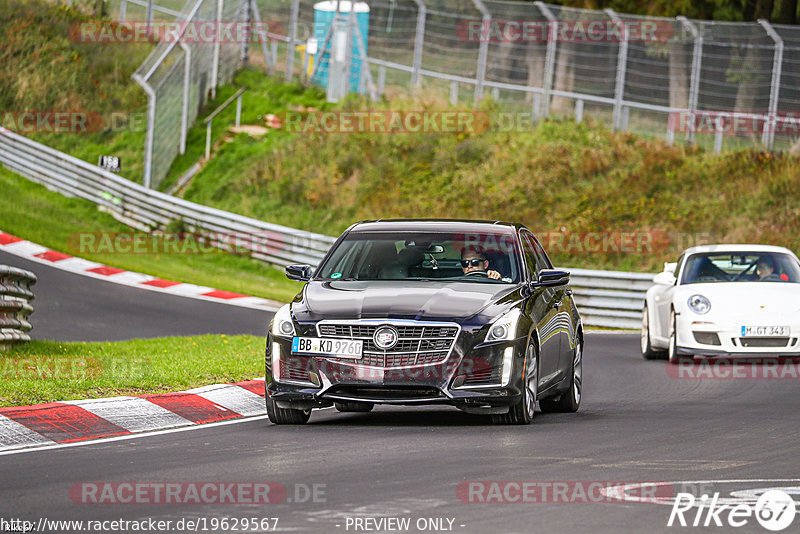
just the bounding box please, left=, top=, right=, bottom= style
left=676, top=282, right=800, bottom=316
left=291, top=280, right=521, bottom=324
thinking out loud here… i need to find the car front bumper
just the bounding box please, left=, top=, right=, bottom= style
left=266, top=331, right=527, bottom=413
left=676, top=314, right=800, bottom=357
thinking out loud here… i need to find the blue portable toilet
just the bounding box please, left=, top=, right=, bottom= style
left=312, top=1, right=370, bottom=99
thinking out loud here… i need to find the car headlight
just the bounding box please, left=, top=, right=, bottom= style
left=687, top=294, right=711, bottom=315
left=485, top=308, right=522, bottom=343
left=271, top=304, right=296, bottom=337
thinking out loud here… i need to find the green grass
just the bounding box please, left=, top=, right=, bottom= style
left=174, top=81, right=800, bottom=273
left=0, top=335, right=267, bottom=407
left=0, top=166, right=303, bottom=302
left=0, top=0, right=153, bottom=181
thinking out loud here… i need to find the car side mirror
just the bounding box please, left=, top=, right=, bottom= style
left=286, top=264, right=312, bottom=282
left=535, top=269, right=570, bottom=287
left=653, top=271, right=676, bottom=286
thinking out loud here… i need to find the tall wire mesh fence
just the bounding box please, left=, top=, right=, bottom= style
left=257, top=0, right=800, bottom=154
left=86, top=0, right=800, bottom=186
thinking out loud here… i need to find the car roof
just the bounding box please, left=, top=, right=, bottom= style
left=347, top=219, right=523, bottom=233
left=682, top=244, right=797, bottom=257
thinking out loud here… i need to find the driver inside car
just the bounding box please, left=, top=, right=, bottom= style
left=461, top=246, right=501, bottom=280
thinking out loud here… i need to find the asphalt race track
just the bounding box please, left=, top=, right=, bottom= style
left=0, top=250, right=271, bottom=341
left=3, top=251, right=800, bottom=533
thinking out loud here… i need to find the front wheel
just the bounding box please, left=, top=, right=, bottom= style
left=540, top=336, right=582, bottom=413
left=667, top=309, right=693, bottom=365
left=492, top=343, right=537, bottom=425
left=641, top=304, right=667, bottom=360
left=266, top=395, right=311, bottom=424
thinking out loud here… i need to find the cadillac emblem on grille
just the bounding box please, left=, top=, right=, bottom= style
left=373, top=326, right=399, bottom=350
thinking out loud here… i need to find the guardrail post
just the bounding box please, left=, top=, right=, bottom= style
left=235, top=93, right=242, bottom=127
left=450, top=81, right=459, bottom=105
left=205, top=120, right=213, bottom=159
left=605, top=8, right=629, bottom=131
left=410, top=0, right=427, bottom=90
left=759, top=19, right=783, bottom=150
left=120, top=0, right=127, bottom=21
left=535, top=2, right=557, bottom=118
left=471, top=0, right=491, bottom=104
left=677, top=16, right=702, bottom=146
left=714, top=117, right=723, bottom=153
left=575, top=99, right=584, bottom=123
left=285, top=0, right=299, bottom=82
left=378, top=66, right=386, bottom=95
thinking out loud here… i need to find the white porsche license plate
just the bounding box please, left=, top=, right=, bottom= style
left=291, top=337, right=363, bottom=359
left=740, top=325, right=789, bottom=337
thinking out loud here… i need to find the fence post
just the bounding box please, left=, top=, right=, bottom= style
left=179, top=42, right=192, bottom=155
left=211, top=0, right=224, bottom=99
left=132, top=74, right=156, bottom=189
left=250, top=0, right=273, bottom=73
left=534, top=2, right=557, bottom=118
left=378, top=66, right=386, bottom=95
left=677, top=16, right=702, bottom=146
left=241, top=0, right=252, bottom=65
left=759, top=19, right=783, bottom=150
left=120, top=0, right=127, bottom=21
left=471, top=0, right=491, bottom=104
left=605, top=8, right=629, bottom=131
left=410, top=0, right=427, bottom=89
left=285, top=0, right=300, bottom=82
left=146, top=0, right=154, bottom=32
left=450, top=81, right=459, bottom=105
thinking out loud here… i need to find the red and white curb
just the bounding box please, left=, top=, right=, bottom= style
left=0, top=230, right=281, bottom=311
left=0, top=379, right=266, bottom=452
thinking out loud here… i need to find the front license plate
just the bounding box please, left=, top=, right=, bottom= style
left=740, top=325, right=789, bottom=337
left=291, top=337, right=363, bottom=359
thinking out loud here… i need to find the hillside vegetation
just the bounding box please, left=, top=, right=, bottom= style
left=176, top=72, right=800, bottom=272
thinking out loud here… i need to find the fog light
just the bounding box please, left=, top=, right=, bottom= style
left=271, top=342, right=281, bottom=381
left=501, top=347, right=514, bottom=386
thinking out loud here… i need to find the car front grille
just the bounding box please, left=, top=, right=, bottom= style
left=737, top=337, right=791, bottom=348
left=317, top=322, right=459, bottom=368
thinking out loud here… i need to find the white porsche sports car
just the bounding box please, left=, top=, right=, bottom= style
left=641, top=244, right=800, bottom=363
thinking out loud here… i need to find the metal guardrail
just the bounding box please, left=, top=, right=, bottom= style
left=0, top=127, right=336, bottom=268
left=0, top=127, right=652, bottom=328
left=0, top=265, right=37, bottom=348
left=570, top=268, right=651, bottom=329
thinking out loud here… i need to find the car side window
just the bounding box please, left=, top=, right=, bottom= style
left=519, top=231, right=541, bottom=280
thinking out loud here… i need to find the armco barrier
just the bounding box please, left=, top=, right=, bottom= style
left=0, top=265, right=37, bottom=348
left=0, top=128, right=651, bottom=329
left=0, top=127, right=336, bottom=268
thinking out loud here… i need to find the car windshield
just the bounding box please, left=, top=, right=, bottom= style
left=316, top=231, right=523, bottom=283
left=681, top=252, right=800, bottom=284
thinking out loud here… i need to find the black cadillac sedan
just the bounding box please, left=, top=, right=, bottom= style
left=265, top=219, right=583, bottom=425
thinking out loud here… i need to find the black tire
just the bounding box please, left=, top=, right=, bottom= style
left=334, top=401, right=374, bottom=413
left=667, top=309, right=693, bottom=365
left=539, top=335, right=582, bottom=413
left=641, top=304, right=667, bottom=360
left=492, top=343, right=537, bottom=425
left=266, top=395, right=311, bottom=424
